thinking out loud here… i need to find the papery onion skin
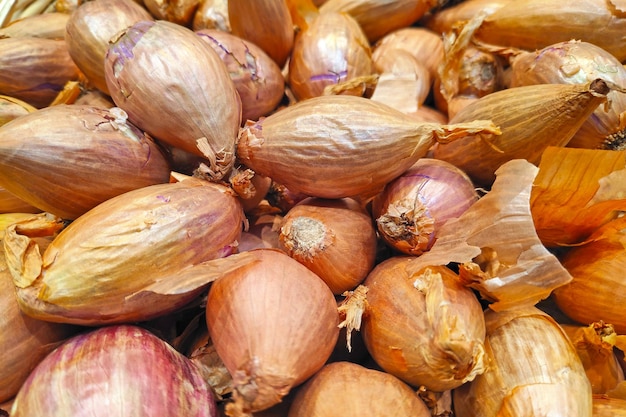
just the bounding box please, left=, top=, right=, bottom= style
left=453, top=306, right=592, bottom=417
left=287, top=361, right=432, bottom=417
left=0, top=104, right=172, bottom=220
left=196, top=29, right=285, bottom=123
left=104, top=20, right=242, bottom=181
left=278, top=197, right=378, bottom=294
left=206, top=249, right=340, bottom=415
left=370, top=49, right=432, bottom=113
left=372, top=158, right=478, bottom=256
left=593, top=395, right=626, bottom=416
left=0, top=239, right=77, bottom=402
left=236, top=94, right=500, bottom=200
left=288, top=10, right=373, bottom=101
left=361, top=259, right=486, bottom=392
left=10, top=325, right=218, bottom=417
left=7, top=179, right=245, bottom=326
left=65, top=0, right=154, bottom=95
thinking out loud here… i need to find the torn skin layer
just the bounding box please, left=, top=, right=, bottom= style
left=109, top=20, right=153, bottom=79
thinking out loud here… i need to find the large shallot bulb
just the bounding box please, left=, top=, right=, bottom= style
left=340, top=258, right=486, bottom=392
left=104, top=20, right=242, bottom=181
left=10, top=325, right=218, bottom=416
left=205, top=249, right=340, bottom=416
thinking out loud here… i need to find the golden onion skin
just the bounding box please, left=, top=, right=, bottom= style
left=7, top=180, right=245, bottom=326
left=453, top=306, right=592, bottom=417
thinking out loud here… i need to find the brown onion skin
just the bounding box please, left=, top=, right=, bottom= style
left=0, top=242, right=78, bottom=402
left=10, top=325, right=218, bottom=417
left=206, top=249, right=340, bottom=415
left=288, top=11, right=373, bottom=101
left=0, top=37, right=80, bottom=108
left=361, top=258, right=486, bottom=392
left=287, top=361, right=432, bottom=417
left=196, top=29, right=285, bottom=122
left=0, top=105, right=171, bottom=220
left=65, top=0, right=154, bottom=95
left=371, top=158, right=478, bottom=256
left=278, top=197, right=378, bottom=294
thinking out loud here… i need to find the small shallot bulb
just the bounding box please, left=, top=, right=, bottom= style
left=345, top=259, right=486, bottom=391
left=288, top=11, right=373, bottom=101
left=10, top=325, right=218, bottom=417
left=104, top=20, right=242, bottom=181
left=236, top=94, right=500, bottom=200
left=372, top=158, right=478, bottom=256
left=554, top=216, right=626, bottom=334
left=196, top=29, right=285, bottom=122
left=64, top=0, right=154, bottom=95
left=287, top=361, right=432, bottom=417
left=206, top=249, right=340, bottom=416
left=278, top=197, right=378, bottom=294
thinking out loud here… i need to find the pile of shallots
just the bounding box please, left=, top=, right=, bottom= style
left=3, top=0, right=626, bottom=416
